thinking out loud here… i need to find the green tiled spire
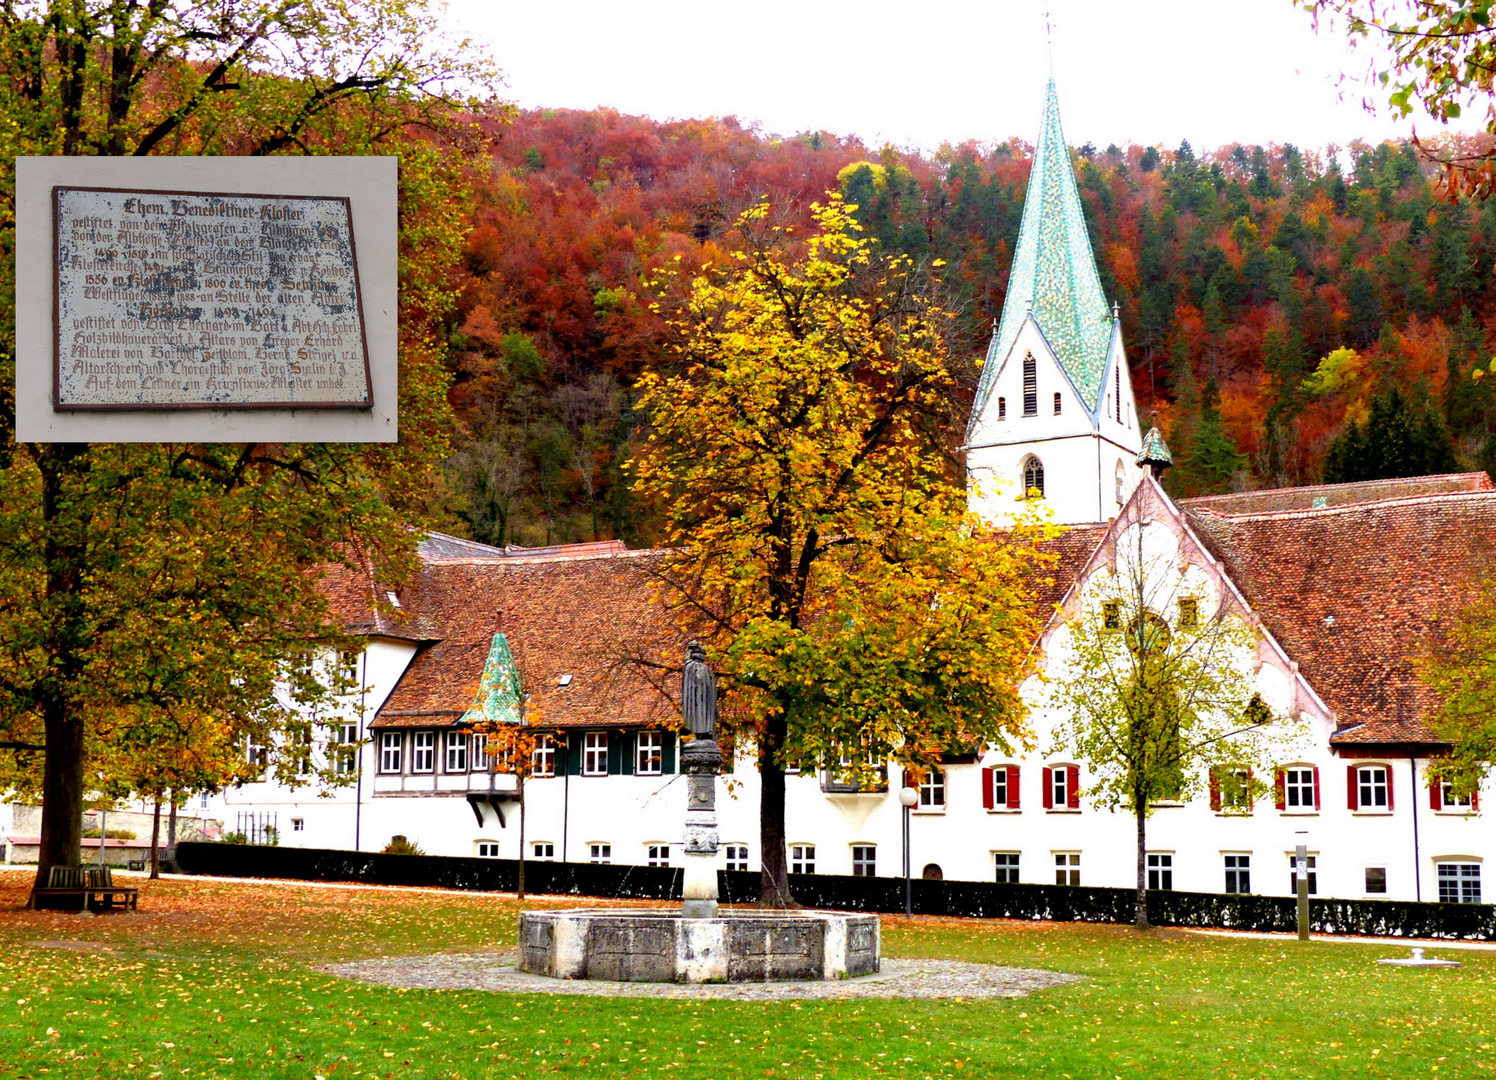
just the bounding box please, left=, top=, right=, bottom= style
left=971, top=79, right=1114, bottom=428
left=1136, top=423, right=1173, bottom=472
left=459, top=632, right=523, bottom=726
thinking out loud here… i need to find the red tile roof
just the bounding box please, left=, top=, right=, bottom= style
left=1179, top=472, right=1492, bottom=516
left=1184, top=489, right=1496, bottom=747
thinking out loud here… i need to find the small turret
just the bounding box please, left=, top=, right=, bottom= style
left=1137, top=423, right=1174, bottom=478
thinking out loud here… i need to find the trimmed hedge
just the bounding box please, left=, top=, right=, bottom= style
left=175, top=841, right=1496, bottom=940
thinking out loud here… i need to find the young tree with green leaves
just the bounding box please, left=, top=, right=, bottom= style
left=631, top=196, right=1053, bottom=907
left=0, top=0, right=499, bottom=889
left=1424, top=573, right=1496, bottom=799
left=1046, top=507, right=1297, bottom=929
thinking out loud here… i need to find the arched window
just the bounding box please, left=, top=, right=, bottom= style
left=1022, top=455, right=1044, bottom=498
left=1022, top=354, right=1037, bottom=416
left=997, top=396, right=1006, bottom=420
left=1053, top=391, right=1062, bottom=415
left=1115, top=460, right=1126, bottom=505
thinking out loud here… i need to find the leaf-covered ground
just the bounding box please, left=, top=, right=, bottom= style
left=0, top=870, right=1490, bottom=1079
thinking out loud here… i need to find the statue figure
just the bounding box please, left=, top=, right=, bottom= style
left=681, top=640, right=717, bottom=738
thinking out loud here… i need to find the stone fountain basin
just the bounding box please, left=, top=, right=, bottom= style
left=518, top=909, right=880, bottom=983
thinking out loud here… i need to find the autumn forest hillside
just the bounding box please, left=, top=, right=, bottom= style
left=441, top=106, right=1496, bottom=547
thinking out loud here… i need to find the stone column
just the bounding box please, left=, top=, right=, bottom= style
left=680, top=734, right=721, bottom=919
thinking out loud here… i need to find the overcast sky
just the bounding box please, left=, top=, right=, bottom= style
left=447, top=0, right=1483, bottom=153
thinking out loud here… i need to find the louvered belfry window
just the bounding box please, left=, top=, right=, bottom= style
left=1022, top=354, right=1037, bottom=416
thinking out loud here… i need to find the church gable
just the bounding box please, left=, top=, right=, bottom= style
left=968, top=314, right=1098, bottom=448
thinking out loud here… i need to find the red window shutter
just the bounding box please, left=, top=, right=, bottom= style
left=1209, top=769, right=1222, bottom=812
left=1473, top=791, right=1481, bottom=812
left=1007, top=765, right=1021, bottom=809
left=1042, top=767, right=1053, bottom=810
left=1385, top=767, right=1394, bottom=811
left=1312, top=766, right=1320, bottom=810
left=982, top=767, right=994, bottom=810
left=903, top=767, right=917, bottom=789
left=1430, top=778, right=1442, bottom=811
left=1274, top=769, right=1286, bottom=811
left=1066, top=765, right=1080, bottom=809
left=1347, top=765, right=1359, bottom=811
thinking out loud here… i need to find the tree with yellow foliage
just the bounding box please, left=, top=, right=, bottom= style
left=632, top=197, right=1052, bottom=906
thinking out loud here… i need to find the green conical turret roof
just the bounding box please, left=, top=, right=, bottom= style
left=1137, top=423, right=1173, bottom=472
left=971, top=79, right=1114, bottom=428
left=459, top=632, right=523, bottom=727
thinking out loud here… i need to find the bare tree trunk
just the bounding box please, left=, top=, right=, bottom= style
left=33, top=444, right=91, bottom=892
left=149, top=799, right=162, bottom=879
left=758, top=715, right=794, bottom=908
left=166, top=795, right=179, bottom=871
left=1135, top=802, right=1149, bottom=930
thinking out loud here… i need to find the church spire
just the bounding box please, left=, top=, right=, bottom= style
left=971, top=79, right=1113, bottom=427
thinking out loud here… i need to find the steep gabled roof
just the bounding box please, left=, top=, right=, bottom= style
left=970, top=79, right=1113, bottom=432
left=1184, top=488, right=1496, bottom=747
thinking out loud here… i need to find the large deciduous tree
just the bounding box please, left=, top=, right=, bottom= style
left=630, top=197, right=1052, bottom=907
left=1046, top=503, right=1296, bottom=929
left=0, top=0, right=499, bottom=889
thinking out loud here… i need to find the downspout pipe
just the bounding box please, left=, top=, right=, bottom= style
left=1409, top=752, right=1422, bottom=903
left=355, top=649, right=368, bottom=852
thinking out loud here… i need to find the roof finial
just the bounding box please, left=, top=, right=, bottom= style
left=1112, top=299, right=1120, bottom=321
left=1044, top=7, right=1054, bottom=76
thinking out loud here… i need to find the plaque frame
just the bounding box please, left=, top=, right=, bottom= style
left=52, top=185, right=375, bottom=412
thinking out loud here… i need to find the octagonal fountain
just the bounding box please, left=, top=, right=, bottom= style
left=517, top=643, right=882, bottom=984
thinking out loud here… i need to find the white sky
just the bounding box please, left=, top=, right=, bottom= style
left=446, top=0, right=1483, bottom=154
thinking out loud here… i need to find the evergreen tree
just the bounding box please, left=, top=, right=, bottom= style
left=1323, top=389, right=1459, bottom=483
left=1178, top=380, right=1248, bottom=493
left=1345, top=266, right=1382, bottom=347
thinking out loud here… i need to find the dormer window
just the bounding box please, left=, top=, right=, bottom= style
left=1053, top=392, right=1062, bottom=415
left=1021, top=455, right=1044, bottom=499
left=998, top=396, right=1006, bottom=420
left=1022, top=354, right=1037, bottom=416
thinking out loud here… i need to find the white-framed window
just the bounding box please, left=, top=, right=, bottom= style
left=723, top=844, right=749, bottom=871
left=470, top=733, right=489, bottom=772
left=477, top=841, right=501, bottom=858
left=1437, top=862, right=1482, bottom=904
left=589, top=842, right=611, bottom=864
left=1054, top=853, right=1080, bottom=887
left=1114, top=459, right=1125, bottom=505
left=1365, top=867, right=1388, bottom=894
left=582, top=731, right=608, bottom=776
left=1050, top=766, right=1070, bottom=809
left=411, top=731, right=435, bottom=773
left=990, top=767, right=1010, bottom=808
left=379, top=731, right=402, bottom=774
left=646, top=843, right=670, bottom=867
left=289, top=725, right=313, bottom=777
left=1177, top=597, right=1199, bottom=629
left=1284, top=767, right=1316, bottom=810
left=1221, top=769, right=1252, bottom=812
left=1288, top=853, right=1318, bottom=895
left=851, top=844, right=877, bottom=877
left=531, top=733, right=555, bottom=778
left=532, top=841, right=555, bottom=861
left=445, top=729, right=468, bottom=773
left=994, top=852, right=1020, bottom=884
left=334, top=722, right=359, bottom=776
left=291, top=817, right=304, bottom=833
left=1224, top=854, right=1251, bottom=894
left=636, top=731, right=663, bottom=775
left=791, top=844, right=816, bottom=875
left=1021, top=455, right=1045, bottom=499
left=245, top=735, right=268, bottom=768
left=918, top=769, right=945, bottom=809
left=1356, top=765, right=1390, bottom=810
left=1147, top=853, right=1173, bottom=891
left=1438, top=782, right=1476, bottom=811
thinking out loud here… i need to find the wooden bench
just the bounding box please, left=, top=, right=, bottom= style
left=29, top=866, right=89, bottom=911
left=86, top=866, right=138, bottom=912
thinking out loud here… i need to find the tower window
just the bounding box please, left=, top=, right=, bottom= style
left=998, top=396, right=1006, bottom=420
left=1022, top=456, right=1044, bottom=499
left=1053, top=391, right=1062, bottom=415
left=1115, top=460, right=1126, bottom=505
left=1115, top=364, right=1122, bottom=421
left=1022, top=354, right=1037, bottom=416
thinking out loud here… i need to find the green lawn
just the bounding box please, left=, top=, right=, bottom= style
left=0, top=870, right=1490, bottom=1079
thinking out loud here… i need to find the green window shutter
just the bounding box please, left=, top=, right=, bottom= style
left=607, top=732, right=623, bottom=775
left=619, top=732, right=635, bottom=775
left=565, top=732, right=581, bottom=776
left=661, top=732, right=677, bottom=774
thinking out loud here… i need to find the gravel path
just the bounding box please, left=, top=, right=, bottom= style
left=323, top=953, right=1081, bottom=1001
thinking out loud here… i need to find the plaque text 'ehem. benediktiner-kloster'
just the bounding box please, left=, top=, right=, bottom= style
left=54, top=186, right=372, bottom=410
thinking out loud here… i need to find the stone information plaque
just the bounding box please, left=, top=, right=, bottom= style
left=54, top=186, right=372, bottom=410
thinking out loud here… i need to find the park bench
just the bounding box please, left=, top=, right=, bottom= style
left=28, top=866, right=88, bottom=911
left=86, top=866, right=138, bottom=912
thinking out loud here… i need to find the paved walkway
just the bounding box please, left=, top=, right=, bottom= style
left=324, top=953, right=1083, bottom=1001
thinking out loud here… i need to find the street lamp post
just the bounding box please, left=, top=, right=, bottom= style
left=1295, top=829, right=1311, bottom=942
left=898, top=786, right=918, bottom=917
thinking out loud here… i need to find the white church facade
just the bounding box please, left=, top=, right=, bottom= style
left=23, top=82, right=1491, bottom=909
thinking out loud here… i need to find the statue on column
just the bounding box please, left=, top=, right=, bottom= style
left=679, top=640, right=722, bottom=919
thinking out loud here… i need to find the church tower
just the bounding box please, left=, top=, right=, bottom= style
left=965, top=80, right=1143, bottom=526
